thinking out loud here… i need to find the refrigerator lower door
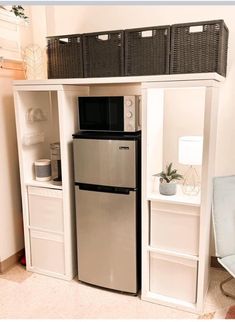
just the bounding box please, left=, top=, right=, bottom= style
left=73, top=138, right=136, bottom=188
left=75, top=185, right=137, bottom=293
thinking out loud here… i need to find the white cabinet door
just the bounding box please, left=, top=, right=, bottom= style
left=149, top=252, right=198, bottom=303
left=28, top=186, right=64, bottom=233
left=150, top=201, right=200, bottom=255
left=30, top=230, right=65, bottom=275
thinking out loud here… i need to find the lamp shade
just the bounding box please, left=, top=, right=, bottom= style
left=178, top=136, right=203, bottom=165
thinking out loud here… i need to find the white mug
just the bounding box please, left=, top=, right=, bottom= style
left=34, top=159, right=51, bottom=181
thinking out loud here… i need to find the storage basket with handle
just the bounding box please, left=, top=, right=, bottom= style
left=125, top=25, right=171, bottom=76
left=47, top=34, right=83, bottom=79
left=82, top=30, right=124, bottom=78
left=170, top=20, right=229, bottom=76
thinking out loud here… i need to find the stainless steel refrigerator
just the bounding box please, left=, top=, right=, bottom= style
left=73, top=132, right=141, bottom=294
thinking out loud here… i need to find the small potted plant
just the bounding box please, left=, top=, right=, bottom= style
left=153, top=163, right=183, bottom=196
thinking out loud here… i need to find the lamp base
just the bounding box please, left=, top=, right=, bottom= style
left=182, top=165, right=200, bottom=196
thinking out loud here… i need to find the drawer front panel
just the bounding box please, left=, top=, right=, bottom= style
left=150, top=206, right=199, bottom=255
left=149, top=252, right=198, bottom=303
left=28, top=186, right=64, bottom=233
left=30, top=230, right=65, bottom=275
left=151, top=200, right=200, bottom=215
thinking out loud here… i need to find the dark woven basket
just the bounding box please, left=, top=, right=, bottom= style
left=170, top=20, right=229, bottom=76
left=47, top=34, right=83, bottom=79
left=83, top=30, right=124, bottom=78
left=125, top=26, right=170, bottom=76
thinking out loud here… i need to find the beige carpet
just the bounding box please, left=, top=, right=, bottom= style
left=199, top=268, right=235, bottom=319
left=0, top=264, right=234, bottom=319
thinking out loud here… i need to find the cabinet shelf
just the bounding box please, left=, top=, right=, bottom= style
left=28, top=225, right=64, bottom=236
left=13, top=72, right=225, bottom=86
left=25, top=180, right=63, bottom=190
left=147, top=246, right=199, bottom=262
left=147, top=185, right=201, bottom=207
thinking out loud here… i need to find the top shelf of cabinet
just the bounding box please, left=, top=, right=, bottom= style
left=13, top=73, right=225, bottom=87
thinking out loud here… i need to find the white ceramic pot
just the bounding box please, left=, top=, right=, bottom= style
left=159, top=182, right=176, bottom=196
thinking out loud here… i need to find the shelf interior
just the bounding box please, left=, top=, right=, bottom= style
left=17, top=90, right=61, bottom=184
left=146, top=87, right=206, bottom=200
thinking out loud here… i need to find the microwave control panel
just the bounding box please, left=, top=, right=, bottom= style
left=124, top=96, right=141, bottom=132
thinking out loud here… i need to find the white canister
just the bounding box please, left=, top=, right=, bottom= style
left=34, top=159, right=51, bottom=181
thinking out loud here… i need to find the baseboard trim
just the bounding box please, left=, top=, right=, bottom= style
left=211, top=256, right=225, bottom=270
left=0, top=249, right=24, bottom=273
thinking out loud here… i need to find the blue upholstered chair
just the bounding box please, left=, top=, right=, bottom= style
left=212, top=175, right=235, bottom=299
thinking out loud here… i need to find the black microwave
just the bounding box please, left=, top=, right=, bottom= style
left=78, top=96, right=141, bottom=132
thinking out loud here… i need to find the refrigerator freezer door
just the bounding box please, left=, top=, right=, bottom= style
left=73, top=139, right=136, bottom=188
left=75, top=186, right=137, bottom=293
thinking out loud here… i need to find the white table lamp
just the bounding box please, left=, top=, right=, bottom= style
left=178, top=136, right=203, bottom=195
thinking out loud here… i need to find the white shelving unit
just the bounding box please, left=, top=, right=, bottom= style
left=13, top=85, right=87, bottom=280
left=141, top=75, right=223, bottom=313
left=13, top=73, right=223, bottom=307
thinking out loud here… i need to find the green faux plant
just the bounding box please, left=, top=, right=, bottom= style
left=154, top=162, right=183, bottom=183
left=0, top=5, right=28, bottom=20
left=11, top=5, right=28, bottom=20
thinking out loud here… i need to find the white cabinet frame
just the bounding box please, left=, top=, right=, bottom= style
left=13, top=73, right=223, bottom=306
left=141, top=78, right=222, bottom=313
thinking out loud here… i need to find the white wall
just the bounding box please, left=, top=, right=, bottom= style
left=27, top=4, right=235, bottom=177
left=25, top=4, right=235, bottom=257
left=0, top=8, right=32, bottom=264
left=163, top=88, right=205, bottom=179
left=0, top=67, right=25, bottom=262
left=19, top=6, right=33, bottom=48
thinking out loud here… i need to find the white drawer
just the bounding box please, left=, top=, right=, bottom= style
left=28, top=186, right=63, bottom=233
left=30, top=230, right=65, bottom=275
left=149, top=252, right=197, bottom=303
left=150, top=201, right=200, bottom=255
left=151, top=200, right=200, bottom=215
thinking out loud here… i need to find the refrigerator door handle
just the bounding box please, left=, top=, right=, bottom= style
left=75, top=183, right=135, bottom=195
